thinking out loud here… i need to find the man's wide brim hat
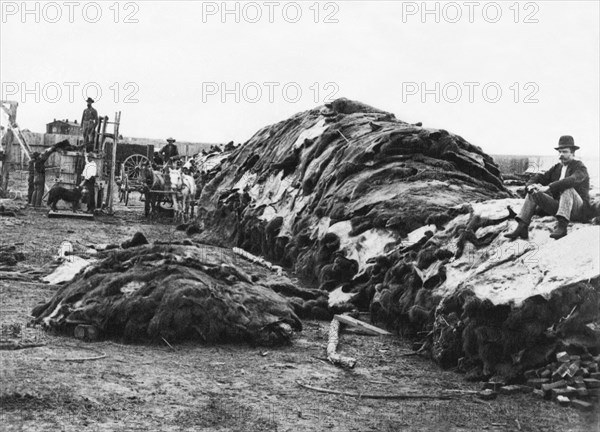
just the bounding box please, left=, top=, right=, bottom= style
left=86, top=97, right=94, bottom=103
left=555, top=135, right=580, bottom=151
left=166, top=137, right=176, bottom=143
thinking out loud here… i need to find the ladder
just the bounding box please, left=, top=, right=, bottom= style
left=100, top=111, right=121, bottom=214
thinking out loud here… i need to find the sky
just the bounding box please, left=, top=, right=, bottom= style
left=1, top=1, right=599, bottom=159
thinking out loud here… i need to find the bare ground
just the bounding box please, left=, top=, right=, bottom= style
left=0, top=171, right=598, bottom=431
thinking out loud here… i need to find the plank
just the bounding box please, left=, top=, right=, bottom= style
left=48, top=211, right=94, bottom=220
left=334, top=314, right=391, bottom=336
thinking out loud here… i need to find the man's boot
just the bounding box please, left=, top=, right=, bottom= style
left=550, top=216, right=568, bottom=240
left=504, top=219, right=529, bottom=240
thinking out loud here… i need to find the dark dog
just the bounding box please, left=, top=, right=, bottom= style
left=47, top=186, right=82, bottom=212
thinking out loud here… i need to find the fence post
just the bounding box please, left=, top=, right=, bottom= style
left=0, top=130, right=13, bottom=197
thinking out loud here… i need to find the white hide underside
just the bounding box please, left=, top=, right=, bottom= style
left=42, top=256, right=92, bottom=285
left=435, top=199, right=600, bottom=306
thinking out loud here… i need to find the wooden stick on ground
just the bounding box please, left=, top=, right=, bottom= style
left=0, top=341, right=47, bottom=351
left=51, top=351, right=107, bottom=362
left=162, top=337, right=176, bottom=351
left=296, top=380, right=459, bottom=400
left=334, top=314, right=391, bottom=336
left=327, top=318, right=356, bottom=368
left=31, top=351, right=107, bottom=362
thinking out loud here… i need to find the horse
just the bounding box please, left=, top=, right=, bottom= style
left=142, top=165, right=170, bottom=217
left=168, top=167, right=196, bottom=222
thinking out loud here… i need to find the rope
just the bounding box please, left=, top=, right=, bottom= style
left=30, top=343, right=107, bottom=363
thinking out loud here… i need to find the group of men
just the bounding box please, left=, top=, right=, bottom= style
left=28, top=147, right=97, bottom=213
left=29, top=97, right=188, bottom=213
left=28, top=98, right=99, bottom=212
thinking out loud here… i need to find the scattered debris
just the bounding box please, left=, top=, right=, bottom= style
left=0, top=199, right=23, bottom=216
left=0, top=323, right=48, bottom=350
left=483, top=351, right=600, bottom=409
left=0, top=341, right=46, bottom=350
left=0, top=243, right=25, bottom=268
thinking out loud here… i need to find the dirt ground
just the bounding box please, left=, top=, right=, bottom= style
left=0, top=171, right=598, bottom=431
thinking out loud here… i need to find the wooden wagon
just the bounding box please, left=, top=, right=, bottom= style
left=117, top=151, right=153, bottom=206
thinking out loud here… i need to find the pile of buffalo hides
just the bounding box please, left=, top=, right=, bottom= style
left=191, top=98, right=600, bottom=380
left=31, top=243, right=302, bottom=346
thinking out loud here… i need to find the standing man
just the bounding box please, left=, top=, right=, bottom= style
left=160, top=138, right=179, bottom=164
left=81, top=97, right=98, bottom=151
left=504, top=136, right=590, bottom=240
left=31, top=147, right=56, bottom=207
left=27, top=152, right=40, bottom=204
left=80, top=152, right=98, bottom=213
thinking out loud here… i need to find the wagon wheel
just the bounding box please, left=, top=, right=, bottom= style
left=121, top=154, right=149, bottom=207
left=122, top=154, right=150, bottom=182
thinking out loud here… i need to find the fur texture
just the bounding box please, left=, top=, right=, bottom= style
left=47, top=186, right=82, bottom=212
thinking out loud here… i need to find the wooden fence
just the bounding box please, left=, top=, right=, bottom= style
left=4, top=131, right=81, bottom=169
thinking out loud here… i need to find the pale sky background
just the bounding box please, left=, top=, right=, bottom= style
left=1, top=0, right=599, bottom=159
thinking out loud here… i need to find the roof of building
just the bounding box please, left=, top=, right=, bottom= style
left=47, top=119, right=81, bottom=128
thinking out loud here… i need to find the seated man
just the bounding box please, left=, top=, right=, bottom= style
left=505, top=136, right=590, bottom=240
left=160, top=137, right=179, bottom=163
left=153, top=151, right=164, bottom=167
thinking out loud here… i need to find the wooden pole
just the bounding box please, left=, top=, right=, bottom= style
left=98, top=115, right=108, bottom=154
left=94, top=116, right=102, bottom=152
left=107, top=111, right=120, bottom=214
left=0, top=129, right=13, bottom=197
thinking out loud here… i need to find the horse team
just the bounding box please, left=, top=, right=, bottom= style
left=142, top=164, right=197, bottom=222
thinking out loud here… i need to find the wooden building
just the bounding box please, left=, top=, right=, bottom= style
left=46, top=119, right=82, bottom=135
